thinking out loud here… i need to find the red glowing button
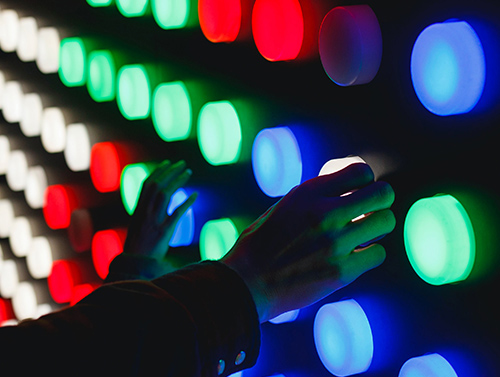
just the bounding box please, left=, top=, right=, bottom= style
left=43, top=185, right=79, bottom=229
left=70, top=283, right=100, bottom=306
left=0, top=298, right=15, bottom=323
left=92, top=228, right=127, bottom=280
left=252, top=0, right=304, bottom=61
left=199, top=0, right=250, bottom=43
left=90, top=142, right=140, bottom=193
left=48, top=260, right=89, bottom=304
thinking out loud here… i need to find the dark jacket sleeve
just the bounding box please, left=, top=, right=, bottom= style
left=0, top=261, right=261, bottom=377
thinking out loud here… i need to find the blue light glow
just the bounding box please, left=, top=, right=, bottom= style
left=252, top=127, right=302, bottom=198
left=269, top=309, right=300, bottom=324
left=314, top=299, right=373, bottom=376
left=399, top=354, right=458, bottom=377
left=411, top=20, right=485, bottom=116
left=167, top=189, right=194, bottom=246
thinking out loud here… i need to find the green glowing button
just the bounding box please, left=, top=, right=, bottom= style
left=87, top=50, right=116, bottom=102
left=152, top=81, right=192, bottom=142
left=59, top=37, right=87, bottom=87
left=116, top=0, right=149, bottom=17
left=404, top=194, right=475, bottom=285
left=200, top=218, right=238, bottom=261
left=197, top=100, right=242, bottom=166
left=152, top=0, right=190, bottom=29
left=120, top=162, right=155, bottom=215
left=87, top=0, right=113, bottom=6
left=117, top=64, right=151, bottom=120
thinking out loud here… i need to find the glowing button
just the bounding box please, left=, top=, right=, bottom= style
left=92, top=229, right=127, bottom=279
left=197, top=101, right=242, bottom=166
left=116, top=0, right=149, bottom=17
left=48, top=260, right=86, bottom=304
left=252, top=0, right=304, bottom=61
left=399, top=354, right=458, bottom=377
left=252, top=127, right=302, bottom=197
left=404, top=194, right=475, bottom=285
left=43, top=185, right=79, bottom=229
left=59, top=37, right=87, bottom=87
left=167, top=189, right=195, bottom=247
left=152, top=0, right=191, bottom=30
left=120, top=162, right=155, bottom=215
left=152, top=82, right=192, bottom=142
left=88, top=50, right=116, bottom=102
left=319, top=5, right=382, bottom=86
left=314, top=299, right=373, bottom=376
left=200, top=219, right=238, bottom=261
left=117, top=65, right=151, bottom=120
left=199, top=0, right=242, bottom=42
left=411, top=21, right=485, bottom=116
left=87, top=0, right=113, bottom=6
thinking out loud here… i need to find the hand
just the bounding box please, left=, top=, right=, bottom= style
left=109, top=160, right=197, bottom=280
left=221, top=163, right=396, bottom=323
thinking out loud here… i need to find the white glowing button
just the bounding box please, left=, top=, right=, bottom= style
left=12, top=282, right=38, bottom=320
left=9, top=216, right=34, bottom=257
left=36, top=27, right=61, bottom=74
left=319, top=5, right=382, bottom=86
left=20, top=93, right=43, bottom=137
left=2, top=81, right=24, bottom=123
left=41, top=107, right=67, bottom=153
left=0, top=199, right=15, bottom=238
left=0, top=260, right=21, bottom=298
left=17, top=17, right=38, bottom=62
left=64, top=123, right=92, bottom=171
left=0, top=10, right=20, bottom=53
left=0, top=71, right=5, bottom=109
left=6, top=150, right=29, bottom=192
left=0, top=135, right=10, bottom=174
left=319, top=156, right=366, bottom=176
left=26, top=237, right=53, bottom=279
left=25, top=166, right=48, bottom=209
left=399, top=353, right=458, bottom=377
left=314, top=299, right=374, bottom=376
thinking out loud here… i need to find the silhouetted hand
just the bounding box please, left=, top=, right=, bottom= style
left=107, top=160, right=197, bottom=281
left=222, top=163, right=395, bottom=323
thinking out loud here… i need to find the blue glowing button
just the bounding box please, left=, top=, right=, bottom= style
left=269, top=309, right=300, bottom=324
left=411, top=20, right=485, bottom=116
left=399, top=354, right=458, bottom=377
left=314, top=299, right=373, bottom=376
left=167, top=189, right=195, bottom=247
left=404, top=194, right=475, bottom=286
left=252, top=127, right=302, bottom=198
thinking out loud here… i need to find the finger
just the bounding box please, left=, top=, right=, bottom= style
left=340, top=243, right=386, bottom=285
left=333, top=181, right=395, bottom=224
left=164, top=192, right=198, bottom=229
left=154, top=169, right=193, bottom=223
left=155, top=160, right=187, bottom=191
left=145, top=159, right=171, bottom=183
left=305, top=163, right=375, bottom=197
left=341, top=209, right=396, bottom=252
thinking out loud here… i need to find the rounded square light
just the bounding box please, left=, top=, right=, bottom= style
left=59, top=37, right=87, bottom=87
left=399, top=354, right=458, bottom=377
left=404, top=194, right=475, bottom=285
left=252, top=126, right=302, bottom=197
left=117, top=64, right=151, bottom=120
left=152, top=0, right=190, bottom=30
left=116, top=0, right=149, bottom=17
left=199, top=0, right=242, bottom=42
left=120, top=162, right=155, bottom=215
left=152, top=81, right=192, bottom=142
left=197, top=100, right=242, bottom=166
left=167, top=189, right=195, bottom=247
left=314, top=299, right=373, bottom=376
left=200, top=218, right=238, bottom=261
left=87, top=50, right=116, bottom=102
left=411, top=20, right=485, bottom=116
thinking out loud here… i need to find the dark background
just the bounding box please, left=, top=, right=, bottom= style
left=1, top=0, right=499, bottom=375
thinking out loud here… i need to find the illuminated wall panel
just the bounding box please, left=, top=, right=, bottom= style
left=0, top=0, right=498, bottom=375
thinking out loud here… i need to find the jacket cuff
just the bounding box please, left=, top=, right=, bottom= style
left=152, top=261, right=261, bottom=377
